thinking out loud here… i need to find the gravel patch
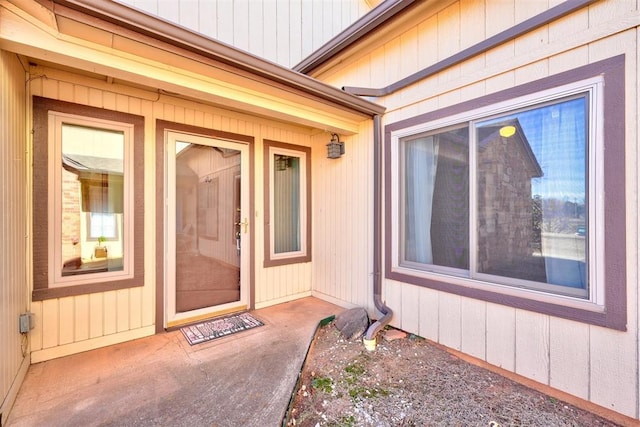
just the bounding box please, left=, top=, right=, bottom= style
left=286, top=323, right=621, bottom=427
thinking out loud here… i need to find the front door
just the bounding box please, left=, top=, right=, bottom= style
left=165, top=131, right=250, bottom=328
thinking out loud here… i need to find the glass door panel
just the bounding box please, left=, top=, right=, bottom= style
left=166, top=132, right=249, bottom=327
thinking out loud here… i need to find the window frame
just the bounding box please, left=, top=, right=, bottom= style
left=32, top=97, right=145, bottom=300
left=263, top=140, right=312, bottom=267
left=395, top=85, right=599, bottom=301
left=384, top=55, right=626, bottom=330
left=50, top=112, right=134, bottom=286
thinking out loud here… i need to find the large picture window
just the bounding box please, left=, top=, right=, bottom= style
left=400, top=94, right=589, bottom=298
left=32, top=97, right=144, bottom=300
left=386, top=56, right=626, bottom=329
left=263, top=140, right=311, bottom=266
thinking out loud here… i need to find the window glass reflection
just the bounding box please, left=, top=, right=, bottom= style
left=403, top=126, right=469, bottom=270
left=476, top=96, right=588, bottom=290
left=61, top=124, right=125, bottom=276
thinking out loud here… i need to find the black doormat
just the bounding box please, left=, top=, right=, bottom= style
left=180, top=312, right=264, bottom=346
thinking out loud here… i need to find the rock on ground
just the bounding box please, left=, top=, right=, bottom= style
left=334, top=307, right=369, bottom=340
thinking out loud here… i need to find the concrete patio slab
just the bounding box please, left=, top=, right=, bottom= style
left=6, top=297, right=344, bottom=427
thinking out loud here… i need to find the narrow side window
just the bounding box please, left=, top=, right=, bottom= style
left=263, top=140, right=311, bottom=267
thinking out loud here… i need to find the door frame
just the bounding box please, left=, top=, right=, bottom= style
left=155, top=120, right=255, bottom=332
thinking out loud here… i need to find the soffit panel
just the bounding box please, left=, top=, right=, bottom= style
left=0, top=2, right=372, bottom=134
left=48, top=0, right=383, bottom=117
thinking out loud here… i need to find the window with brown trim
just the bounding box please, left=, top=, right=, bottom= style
left=385, top=56, right=626, bottom=330
left=263, top=140, right=311, bottom=267
left=32, top=97, right=144, bottom=300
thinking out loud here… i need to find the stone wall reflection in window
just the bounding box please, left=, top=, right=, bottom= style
left=61, top=124, right=125, bottom=276
left=476, top=98, right=587, bottom=294
left=400, top=95, right=588, bottom=298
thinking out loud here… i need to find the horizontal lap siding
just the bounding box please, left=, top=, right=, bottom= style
left=315, top=0, right=640, bottom=419
left=0, top=50, right=28, bottom=419
left=29, top=66, right=316, bottom=360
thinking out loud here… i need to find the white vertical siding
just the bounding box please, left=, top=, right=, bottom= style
left=119, top=0, right=373, bottom=68
left=310, top=0, right=640, bottom=420
left=312, top=122, right=374, bottom=312
left=28, top=71, right=157, bottom=363
left=0, top=50, right=29, bottom=421
left=515, top=311, right=550, bottom=384
left=418, top=286, right=439, bottom=342
left=255, top=126, right=315, bottom=308
left=587, top=25, right=639, bottom=418
left=461, top=298, right=486, bottom=360
left=486, top=304, right=516, bottom=371
left=636, top=15, right=640, bottom=422
left=27, top=63, right=322, bottom=359
left=549, top=318, right=590, bottom=399
left=438, top=293, right=462, bottom=351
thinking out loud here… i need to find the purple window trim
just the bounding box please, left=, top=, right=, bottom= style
left=32, top=96, right=145, bottom=301
left=262, top=140, right=312, bottom=268
left=384, top=55, right=626, bottom=331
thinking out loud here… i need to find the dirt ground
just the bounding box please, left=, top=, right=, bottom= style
left=286, top=322, right=621, bottom=427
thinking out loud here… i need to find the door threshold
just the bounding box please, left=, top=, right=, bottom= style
left=166, top=305, right=248, bottom=330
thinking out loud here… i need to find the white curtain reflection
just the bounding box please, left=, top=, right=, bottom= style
left=405, top=136, right=439, bottom=264
left=536, top=100, right=587, bottom=287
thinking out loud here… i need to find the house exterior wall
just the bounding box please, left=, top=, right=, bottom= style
left=311, top=122, right=375, bottom=311
left=26, top=63, right=334, bottom=361
left=0, top=50, right=30, bottom=423
left=117, top=0, right=375, bottom=68
left=308, top=0, right=640, bottom=420
left=0, top=0, right=381, bottom=367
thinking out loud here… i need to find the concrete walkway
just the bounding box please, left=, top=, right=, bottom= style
left=7, top=297, right=344, bottom=427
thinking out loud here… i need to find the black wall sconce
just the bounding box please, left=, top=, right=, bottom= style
left=327, top=133, right=345, bottom=159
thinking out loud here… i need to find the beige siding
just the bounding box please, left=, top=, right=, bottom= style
left=119, top=0, right=373, bottom=68
left=549, top=318, right=590, bottom=399
left=0, top=50, right=29, bottom=421
left=637, top=16, right=640, bottom=421
left=27, top=62, right=326, bottom=360
left=29, top=71, right=157, bottom=363
left=311, top=122, right=373, bottom=311
left=255, top=127, right=315, bottom=308
left=311, top=0, right=640, bottom=419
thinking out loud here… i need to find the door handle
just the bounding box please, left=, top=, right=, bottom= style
left=235, top=218, right=249, bottom=233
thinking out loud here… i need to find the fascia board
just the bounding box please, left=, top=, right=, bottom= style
left=52, top=0, right=385, bottom=117
left=0, top=4, right=364, bottom=134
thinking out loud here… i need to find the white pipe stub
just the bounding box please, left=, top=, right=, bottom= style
left=363, top=337, right=376, bottom=351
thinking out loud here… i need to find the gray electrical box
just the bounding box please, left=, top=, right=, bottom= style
left=19, top=313, right=32, bottom=334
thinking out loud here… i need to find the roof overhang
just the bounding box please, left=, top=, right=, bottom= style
left=293, top=0, right=419, bottom=75
left=0, top=0, right=385, bottom=134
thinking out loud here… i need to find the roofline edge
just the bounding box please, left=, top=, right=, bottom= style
left=293, top=0, right=417, bottom=74
left=48, top=0, right=386, bottom=117
left=342, top=0, right=598, bottom=97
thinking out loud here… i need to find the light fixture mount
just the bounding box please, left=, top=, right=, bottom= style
left=327, top=133, right=345, bottom=159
